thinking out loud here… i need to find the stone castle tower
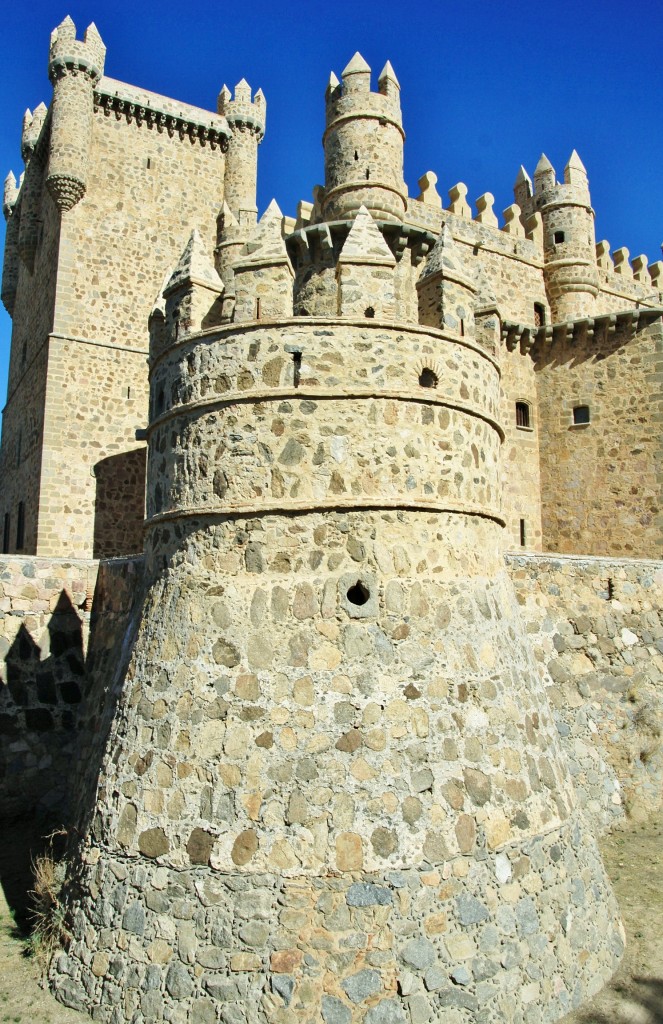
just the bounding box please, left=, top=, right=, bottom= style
left=1, top=22, right=662, bottom=1024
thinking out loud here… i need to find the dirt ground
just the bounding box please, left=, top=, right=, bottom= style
left=0, top=816, right=661, bottom=1024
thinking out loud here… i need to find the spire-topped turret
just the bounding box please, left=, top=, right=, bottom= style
left=322, top=53, right=406, bottom=223
left=46, top=16, right=106, bottom=210
left=219, top=78, right=266, bottom=232
left=527, top=150, right=598, bottom=320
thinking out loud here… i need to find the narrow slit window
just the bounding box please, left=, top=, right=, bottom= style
left=2, top=513, right=9, bottom=554
left=292, top=351, right=302, bottom=387
left=516, top=402, right=530, bottom=428
left=255, top=297, right=261, bottom=320
left=519, top=518, right=526, bottom=547
left=16, top=502, right=25, bottom=551
left=573, top=405, right=590, bottom=425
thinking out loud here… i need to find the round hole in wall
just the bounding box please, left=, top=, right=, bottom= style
left=347, top=580, right=370, bottom=606
left=365, top=307, right=375, bottom=319
left=418, top=367, right=438, bottom=388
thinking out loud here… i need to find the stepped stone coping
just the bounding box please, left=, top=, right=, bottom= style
left=502, top=306, right=663, bottom=353
left=94, top=76, right=231, bottom=145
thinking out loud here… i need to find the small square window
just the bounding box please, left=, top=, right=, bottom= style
left=554, top=231, right=565, bottom=244
left=573, top=405, right=590, bottom=425
left=516, top=401, right=531, bottom=428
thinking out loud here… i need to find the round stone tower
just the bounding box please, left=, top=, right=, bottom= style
left=322, top=53, right=407, bottom=223
left=534, top=151, right=599, bottom=321
left=51, top=60, right=623, bottom=1024
left=54, top=316, right=623, bottom=1023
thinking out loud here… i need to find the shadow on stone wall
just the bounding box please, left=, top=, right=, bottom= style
left=93, top=448, right=146, bottom=558
left=0, top=558, right=144, bottom=925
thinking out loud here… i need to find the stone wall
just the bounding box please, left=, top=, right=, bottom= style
left=1, top=75, right=230, bottom=559
left=0, top=554, right=143, bottom=825
left=507, top=552, right=663, bottom=829
left=534, top=316, right=663, bottom=557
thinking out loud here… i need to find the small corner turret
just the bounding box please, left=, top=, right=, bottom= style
left=46, top=16, right=106, bottom=211
left=516, top=151, right=598, bottom=321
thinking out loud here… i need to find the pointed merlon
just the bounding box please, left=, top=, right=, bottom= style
left=259, top=198, right=283, bottom=222
left=564, top=149, right=589, bottom=188
left=338, top=205, right=395, bottom=265
left=165, top=229, right=223, bottom=294
left=379, top=59, right=399, bottom=93
left=234, top=79, right=252, bottom=103
left=326, top=71, right=341, bottom=100
left=240, top=199, right=291, bottom=263
left=51, top=15, right=76, bottom=46
left=534, top=153, right=555, bottom=192
left=217, top=85, right=232, bottom=114
left=3, top=171, right=19, bottom=216
left=254, top=88, right=266, bottom=106
left=84, top=22, right=103, bottom=43
left=420, top=222, right=475, bottom=287
left=535, top=153, right=554, bottom=175
left=514, top=165, right=532, bottom=188
left=342, top=52, right=371, bottom=77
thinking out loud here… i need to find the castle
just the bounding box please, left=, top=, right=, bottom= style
left=1, top=17, right=663, bottom=1024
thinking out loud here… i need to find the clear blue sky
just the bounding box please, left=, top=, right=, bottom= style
left=1, top=0, right=662, bottom=418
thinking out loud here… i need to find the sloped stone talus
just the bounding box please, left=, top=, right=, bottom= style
left=52, top=515, right=623, bottom=1022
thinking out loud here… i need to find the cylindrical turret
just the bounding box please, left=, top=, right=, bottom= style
left=218, top=81, right=266, bottom=233
left=322, top=54, right=407, bottom=223
left=46, top=17, right=105, bottom=212
left=534, top=151, right=599, bottom=321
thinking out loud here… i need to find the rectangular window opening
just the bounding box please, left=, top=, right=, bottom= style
left=16, top=502, right=25, bottom=551
left=519, top=518, right=526, bottom=547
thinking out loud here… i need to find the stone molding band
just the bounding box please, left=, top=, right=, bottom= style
left=322, top=179, right=407, bottom=205
left=145, top=497, right=506, bottom=529
left=323, top=110, right=405, bottom=142
left=146, top=387, right=506, bottom=442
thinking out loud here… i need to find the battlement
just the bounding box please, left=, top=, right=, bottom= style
left=217, top=80, right=266, bottom=139
left=48, top=16, right=106, bottom=84
left=324, top=52, right=403, bottom=130
left=21, top=104, right=48, bottom=163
